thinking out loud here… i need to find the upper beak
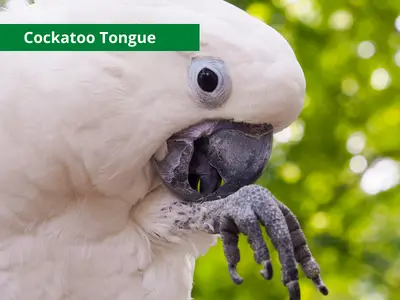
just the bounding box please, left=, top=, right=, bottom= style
left=154, top=120, right=273, bottom=202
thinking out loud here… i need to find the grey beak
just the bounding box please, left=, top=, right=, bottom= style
left=154, top=121, right=273, bottom=202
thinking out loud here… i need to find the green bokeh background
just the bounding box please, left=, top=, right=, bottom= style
left=192, top=1, right=400, bottom=300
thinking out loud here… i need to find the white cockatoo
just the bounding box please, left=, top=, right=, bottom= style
left=0, top=0, right=329, bottom=300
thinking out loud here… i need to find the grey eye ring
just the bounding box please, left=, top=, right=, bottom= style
left=188, top=57, right=232, bottom=109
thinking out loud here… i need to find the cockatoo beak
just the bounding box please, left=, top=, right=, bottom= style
left=154, top=120, right=273, bottom=202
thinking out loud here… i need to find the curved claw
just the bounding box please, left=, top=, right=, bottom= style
left=260, top=259, right=273, bottom=280
left=312, top=276, right=329, bottom=295
left=228, top=264, right=243, bottom=285
left=286, top=280, right=301, bottom=300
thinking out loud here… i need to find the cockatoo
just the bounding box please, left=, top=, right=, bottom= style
left=0, top=0, right=328, bottom=300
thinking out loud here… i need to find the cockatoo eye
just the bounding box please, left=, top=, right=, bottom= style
left=188, top=57, right=232, bottom=109
left=197, top=68, right=218, bottom=92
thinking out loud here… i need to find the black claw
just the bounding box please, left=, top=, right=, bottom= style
left=228, top=264, right=243, bottom=284
left=319, top=286, right=329, bottom=296
left=260, top=260, right=273, bottom=280
left=286, top=280, right=301, bottom=300
left=312, top=277, right=329, bottom=295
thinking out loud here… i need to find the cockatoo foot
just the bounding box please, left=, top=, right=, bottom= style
left=174, top=184, right=328, bottom=300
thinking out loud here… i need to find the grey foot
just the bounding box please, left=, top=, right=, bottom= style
left=198, top=184, right=328, bottom=300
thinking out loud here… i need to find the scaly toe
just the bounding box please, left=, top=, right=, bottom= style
left=287, top=280, right=301, bottom=300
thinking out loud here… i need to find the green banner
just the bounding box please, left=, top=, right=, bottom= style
left=0, top=24, right=200, bottom=51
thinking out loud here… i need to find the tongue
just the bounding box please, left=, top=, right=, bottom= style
left=188, top=138, right=222, bottom=196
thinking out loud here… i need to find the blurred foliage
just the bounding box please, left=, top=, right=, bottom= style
left=193, top=1, right=400, bottom=300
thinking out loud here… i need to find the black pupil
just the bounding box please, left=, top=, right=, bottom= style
left=197, top=68, right=219, bottom=93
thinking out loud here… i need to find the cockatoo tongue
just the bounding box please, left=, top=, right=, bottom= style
left=154, top=120, right=273, bottom=202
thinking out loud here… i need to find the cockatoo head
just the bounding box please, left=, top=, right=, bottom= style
left=132, top=0, right=305, bottom=131
left=137, top=0, right=306, bottom=201
left=1, top=0, right=304, bottom=203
